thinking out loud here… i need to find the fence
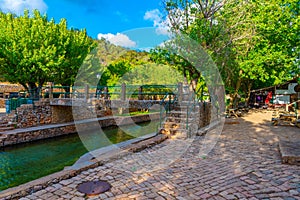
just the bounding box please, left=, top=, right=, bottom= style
left=5, top=98, right=34, bottom=113
left=5, top=84, right=181, bottom=113
left=5, top=82, right=212, bottom=113
left=46, top=84, right=180, bottom=101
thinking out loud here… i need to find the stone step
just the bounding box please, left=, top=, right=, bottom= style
left=162, top=121, right=196, bottom=129
left=168, top=111, right=188, bottom=118
left=173, top=107, right=200, bottom=112
left=165, top=117, right=182, bottom=123
left=165, top=116, right=197, bottom=122
left=159, top=127, right=187, bottom=135
left=163, top=122, right=186, bottom=130
left=0, top=121, right=9, bottom=125
left=178, top=100, right=199, bottom=105
left=168, top=111, right=199, bottom=118
left=0, top=133, right=7, bottom=139
left=159, top=128, right=188, bottom=139
left=0, top=122, right=17, bottom=128
left=0, top=126, right=15, bottom=132
left=0, top=137, right=7, bottom=142
left=169, top=109, right=199, bottom=114
left=163, top=121, right=186, bottom=128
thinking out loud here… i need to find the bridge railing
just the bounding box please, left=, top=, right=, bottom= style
left=6, top=84, right=181, bottom=112
left=45, top=84, right=179, bottom=101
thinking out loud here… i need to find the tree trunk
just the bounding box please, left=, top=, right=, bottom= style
left=190, top=78, right=198, bottom=93
left=230, top=70, right=243, bottom=109
left=28, top=82, right=39, bottom=99
left=245, top=81, right=253, bottom=107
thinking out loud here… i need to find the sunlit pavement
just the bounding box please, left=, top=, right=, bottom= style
left=20, top=111, right=300, bottom=200
left=0, top=108, right=6, bottom=116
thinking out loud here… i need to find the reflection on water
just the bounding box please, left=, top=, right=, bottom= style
left=0, top=120, right=158, bottom=191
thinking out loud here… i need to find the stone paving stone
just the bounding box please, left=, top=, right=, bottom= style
left=53, top=189, right=67, bottom=196
left=71, top=197, right=85, bottom=200
left=39, top=192, right=55, bottom=199
left=33, top=189, right=47, bottom=196
left=13, top=111, right=300, bottom=200
left=154, top=196, right=166, bottom=200
left=213, top=196, right=226, bottom=200
left=46, top=195, right=63, bottom=200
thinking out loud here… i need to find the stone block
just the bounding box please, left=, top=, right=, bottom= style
left=279, top=140, right=300, bottom=165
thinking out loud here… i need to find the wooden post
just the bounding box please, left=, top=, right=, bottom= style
left=104, top=86, right=109, bottom=99
left=178, top=82, right=183, bottom=102
left=138, top=86, right=143, bottom=100
left=49, top=82, right=53, bottom=100
left=85, top=84, right=89, bottom=101
left=121, top=83, right=126, bottom=101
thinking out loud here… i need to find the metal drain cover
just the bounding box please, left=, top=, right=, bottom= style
left=77, top=181, right=111, bottom=196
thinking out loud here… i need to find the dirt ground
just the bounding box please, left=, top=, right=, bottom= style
left=238, top=109, right=299, bottom=142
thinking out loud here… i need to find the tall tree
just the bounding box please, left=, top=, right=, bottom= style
left=158, top=0, right=299, bottom=107
left=0, top=10, right=96, bottom=97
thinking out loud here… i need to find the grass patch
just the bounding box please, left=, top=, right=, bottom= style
left=115, top=110, right=159, bottom=117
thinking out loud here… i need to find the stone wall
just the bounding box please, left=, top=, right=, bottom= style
left=70, top=99, right=163, bottom=121
left=0, top=113, right=161, bottom=147
left=0, top=98, right=5, bottom=108
left=0, top=83, right=23, bottom=93
left=51, top=106, right=74, bottom=124
left=16, top=100, right=52, bottom=128
left=2, top=97, right=213, bottom=131
left=0, top=124, right=76, bottom=147
left=2, top=98, right=164, bottom=128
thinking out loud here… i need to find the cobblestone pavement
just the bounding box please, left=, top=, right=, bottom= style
left=21, top=111, right=300, bottom=200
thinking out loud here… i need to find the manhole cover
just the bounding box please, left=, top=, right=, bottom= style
left=77, top=181, right=111, bottom=197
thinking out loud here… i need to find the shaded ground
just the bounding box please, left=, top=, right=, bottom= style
left=11, top=111, right=300, bottom=199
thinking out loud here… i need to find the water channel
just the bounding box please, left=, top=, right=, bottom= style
left=0, top=120, right=159, bottom=191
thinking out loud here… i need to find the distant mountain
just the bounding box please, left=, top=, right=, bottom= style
left=95, top=39, right=150, bottom=66
left=96, top=39, right=129, bottom=66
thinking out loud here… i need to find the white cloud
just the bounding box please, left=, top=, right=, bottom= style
left=144, top=9, right=170, bottom=36
left=97, top=33, right=136, bottom=48
left=0, top=0, right=48, bottom=15
left=144, top=9, right=162, bottom=27
left=144, top=5, right=200, bottom=36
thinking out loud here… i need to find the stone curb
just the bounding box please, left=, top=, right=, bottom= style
left=279, top=140, right=300, bottom=166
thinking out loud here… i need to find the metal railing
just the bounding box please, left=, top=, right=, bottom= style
left=5, top=98, right=35, bottom=113
left=5, top=84, right=180, bottom=112
left=159, top=92, right=178, bottom=129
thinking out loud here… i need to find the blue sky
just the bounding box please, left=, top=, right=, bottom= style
left=0, top=0, right=170, bottom=50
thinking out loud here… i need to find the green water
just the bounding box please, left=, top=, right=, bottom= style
left=0, top=120, right=158, bottom=191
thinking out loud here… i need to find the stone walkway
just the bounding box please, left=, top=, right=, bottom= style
left=17, top=111, right=300, bottom=199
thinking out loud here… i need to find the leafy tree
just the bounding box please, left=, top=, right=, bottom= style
left=0, top=10, right=96, bottom=97
left=158, top=0, right=299, bottom=107
left=150, top=46, right=205, bottom=93
left=98, top=50, right=150, bottom=86
left=120, top=63, right=184, bottom=85
left=221, top=0, right=299, bottom=105
left=96, top=39, right=128, bottom=65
